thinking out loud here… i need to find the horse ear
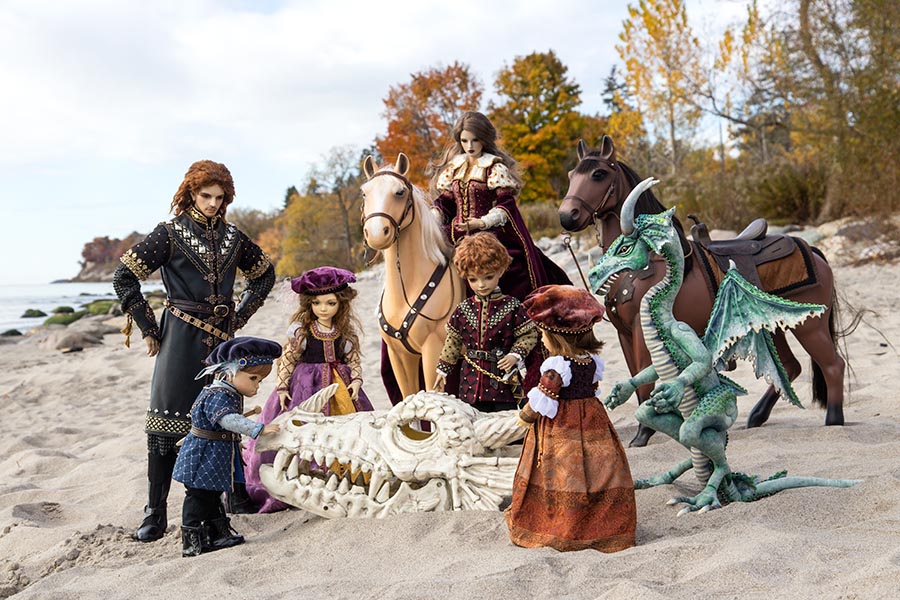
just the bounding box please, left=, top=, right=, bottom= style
left=362, top=155, right=377, bottom=180
left=395, top=153, right=410, bottom=176
left=599, top=135, right=615, bottom=161
left=577, top=139, right=587, bottom=161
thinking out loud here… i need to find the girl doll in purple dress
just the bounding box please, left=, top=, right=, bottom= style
left=243, top=266, right=374, bottom=513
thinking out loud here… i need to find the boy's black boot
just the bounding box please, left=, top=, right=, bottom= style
left=202, top=517, right=245, bottom=552
left=181, top=525, right=204, bottom=557
left=224, top=482, right=258, bottom=514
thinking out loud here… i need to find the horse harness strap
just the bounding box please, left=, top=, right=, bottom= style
left=378, top=260, right=450, bottom=356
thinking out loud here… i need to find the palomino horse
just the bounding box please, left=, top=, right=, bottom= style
left=559, top=136, right=846, bottom=446
left=361, top=153, right=464, bottom=400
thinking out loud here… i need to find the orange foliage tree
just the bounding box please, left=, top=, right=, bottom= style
left=376, top=62, right=483, bottom=187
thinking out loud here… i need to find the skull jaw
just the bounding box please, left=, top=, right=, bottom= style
left=259, top=465, right=451, bottom=518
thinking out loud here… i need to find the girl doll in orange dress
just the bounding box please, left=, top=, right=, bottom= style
left=506, top=285, right=636, bottom=553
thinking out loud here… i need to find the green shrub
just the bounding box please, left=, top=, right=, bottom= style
left=44, top=310, right=88, bottom=326
left=84, top=299, right=117, bottom=315
left=519, top=202, right=565, bottom=240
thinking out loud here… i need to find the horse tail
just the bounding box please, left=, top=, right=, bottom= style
left=809, top=246, right=867, bottom=408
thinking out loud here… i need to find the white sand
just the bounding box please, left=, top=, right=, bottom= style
left=1, top=237, right=898, bottom=599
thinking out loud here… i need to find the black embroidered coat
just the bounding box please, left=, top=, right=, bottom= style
left=113, top=207, right=275, bottom=439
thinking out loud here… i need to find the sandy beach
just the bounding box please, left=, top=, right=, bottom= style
left=1, top=232, right=899, bottom=600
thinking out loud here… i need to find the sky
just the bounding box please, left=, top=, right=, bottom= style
left=0, top=0, right=750, bottom=284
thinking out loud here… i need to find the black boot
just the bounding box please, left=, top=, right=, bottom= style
left=134, top=505, right=167, bottom=542
left=181, top=525, right=204, bottom=557
left=224, top=482, right=258, bottom=514
left=134, top=451, right=175, bottom=542
left=133, top=480, right=171, bottom=542
left=202, top=516, right=245, bottom=552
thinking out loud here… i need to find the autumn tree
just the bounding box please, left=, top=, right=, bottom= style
left=275, top=146, right=368, bottom=275
left=617, top=0, right=705, bottom=174
left=488, top=50, right=591, bottom=204
left=376, top=62, right=483, bottom=187
left=228, top=207, right=278, bottom=242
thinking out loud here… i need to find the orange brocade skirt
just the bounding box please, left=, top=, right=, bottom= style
left=505, top=397, right=636, bottom=553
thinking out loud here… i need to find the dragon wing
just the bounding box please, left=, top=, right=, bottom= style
left=702, top=262, right=825, bottom=407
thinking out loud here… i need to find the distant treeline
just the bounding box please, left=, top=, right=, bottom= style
left=79, top=0, right=900, bottom=279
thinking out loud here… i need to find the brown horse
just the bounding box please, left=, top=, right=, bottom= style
left=361, top=153, right=465, bottom=400
left=559, top=137, right=845, bottom=446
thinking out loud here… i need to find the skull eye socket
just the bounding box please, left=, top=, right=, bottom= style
left=399, top=421, right=435, bottom=441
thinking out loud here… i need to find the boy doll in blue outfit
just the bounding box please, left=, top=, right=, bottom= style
left=173, top=336, right=282, bottom=557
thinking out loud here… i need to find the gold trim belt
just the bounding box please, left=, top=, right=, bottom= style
left=164, top=300, right=232, bottom=342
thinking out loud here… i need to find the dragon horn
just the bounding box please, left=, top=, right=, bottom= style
left=620, top=177, right=660, bottom=235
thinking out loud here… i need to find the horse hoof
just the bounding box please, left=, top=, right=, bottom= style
left=746, top=408, right=770, bottom=429
left=629, top=426, right=654, bottom=448
left=825, top=405, right=844, bottom=426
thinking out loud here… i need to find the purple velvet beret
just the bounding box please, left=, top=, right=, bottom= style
left=291, top=266, right=357, bottom=296
left=204, top=336, right=282, bottom=367
left=523, top=285, right=605, bottom=334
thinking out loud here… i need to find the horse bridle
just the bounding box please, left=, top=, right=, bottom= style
left=561, top=158, right=619, bottom=251
left=361, top=170, right=416, bottom=248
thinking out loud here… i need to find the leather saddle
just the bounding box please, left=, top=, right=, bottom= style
left=689, top=216, right=797, bottom=288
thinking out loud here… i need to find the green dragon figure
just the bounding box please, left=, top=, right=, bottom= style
left=591, top=177, right=859, bottom=515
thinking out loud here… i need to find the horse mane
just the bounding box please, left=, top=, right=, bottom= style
left=579, top=152, right=693, bottom=268
left=374, top=164, right=451, bottom=267
left=412, top=184, right=453, bottom=266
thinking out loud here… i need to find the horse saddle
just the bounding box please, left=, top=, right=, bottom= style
left=690, top=217, right=798, bottom=288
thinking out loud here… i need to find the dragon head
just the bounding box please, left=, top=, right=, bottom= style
left=589, top=177, right=682, bottom=296
left=254, top=390, right=525, bottom=518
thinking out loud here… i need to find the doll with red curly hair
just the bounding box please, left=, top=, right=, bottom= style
left=114, top=160, right=275, bottom=541
left=433, top=232, right=538, bottom=411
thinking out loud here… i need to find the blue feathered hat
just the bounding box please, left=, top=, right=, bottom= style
left=195, top=336, right=282, bottom=379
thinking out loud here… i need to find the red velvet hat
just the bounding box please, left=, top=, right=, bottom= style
left=523, top=285, right=605, bottom=334
left=291, top=266, right=357, bottom=296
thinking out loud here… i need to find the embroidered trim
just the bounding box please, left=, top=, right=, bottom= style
left=241, top=253, right=271, bottom=279
left=145, top=412, right=191, bottom=436
left=310, top=321, right=340, bottom=341
left=120, top=249, right=152, bottom=280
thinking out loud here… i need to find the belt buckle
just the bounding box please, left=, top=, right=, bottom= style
left=213, top=304, right=230, bottom=317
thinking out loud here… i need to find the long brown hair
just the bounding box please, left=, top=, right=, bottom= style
left=170, top=160, right=236, bottom=217
left=541, top=329, right=604, bottom=357
left=288, top=286, right=362, bottom=352
left=426, top=111, right=523, bottom=195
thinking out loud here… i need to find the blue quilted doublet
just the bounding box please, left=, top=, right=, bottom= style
left=173, top=382, right=245, bottom=491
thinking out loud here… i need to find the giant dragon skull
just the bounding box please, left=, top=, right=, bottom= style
left=254, top=388, right=526, bottom=518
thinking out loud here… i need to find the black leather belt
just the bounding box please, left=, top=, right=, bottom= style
left=466, top=348, right=505, bottom=362
left=167, top=298, right=233, bottom=317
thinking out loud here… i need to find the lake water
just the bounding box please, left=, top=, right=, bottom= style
left=0, top=282, right=163, bottom=333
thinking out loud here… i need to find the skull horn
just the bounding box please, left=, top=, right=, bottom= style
left=620, top=177, right=660, bottom=235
